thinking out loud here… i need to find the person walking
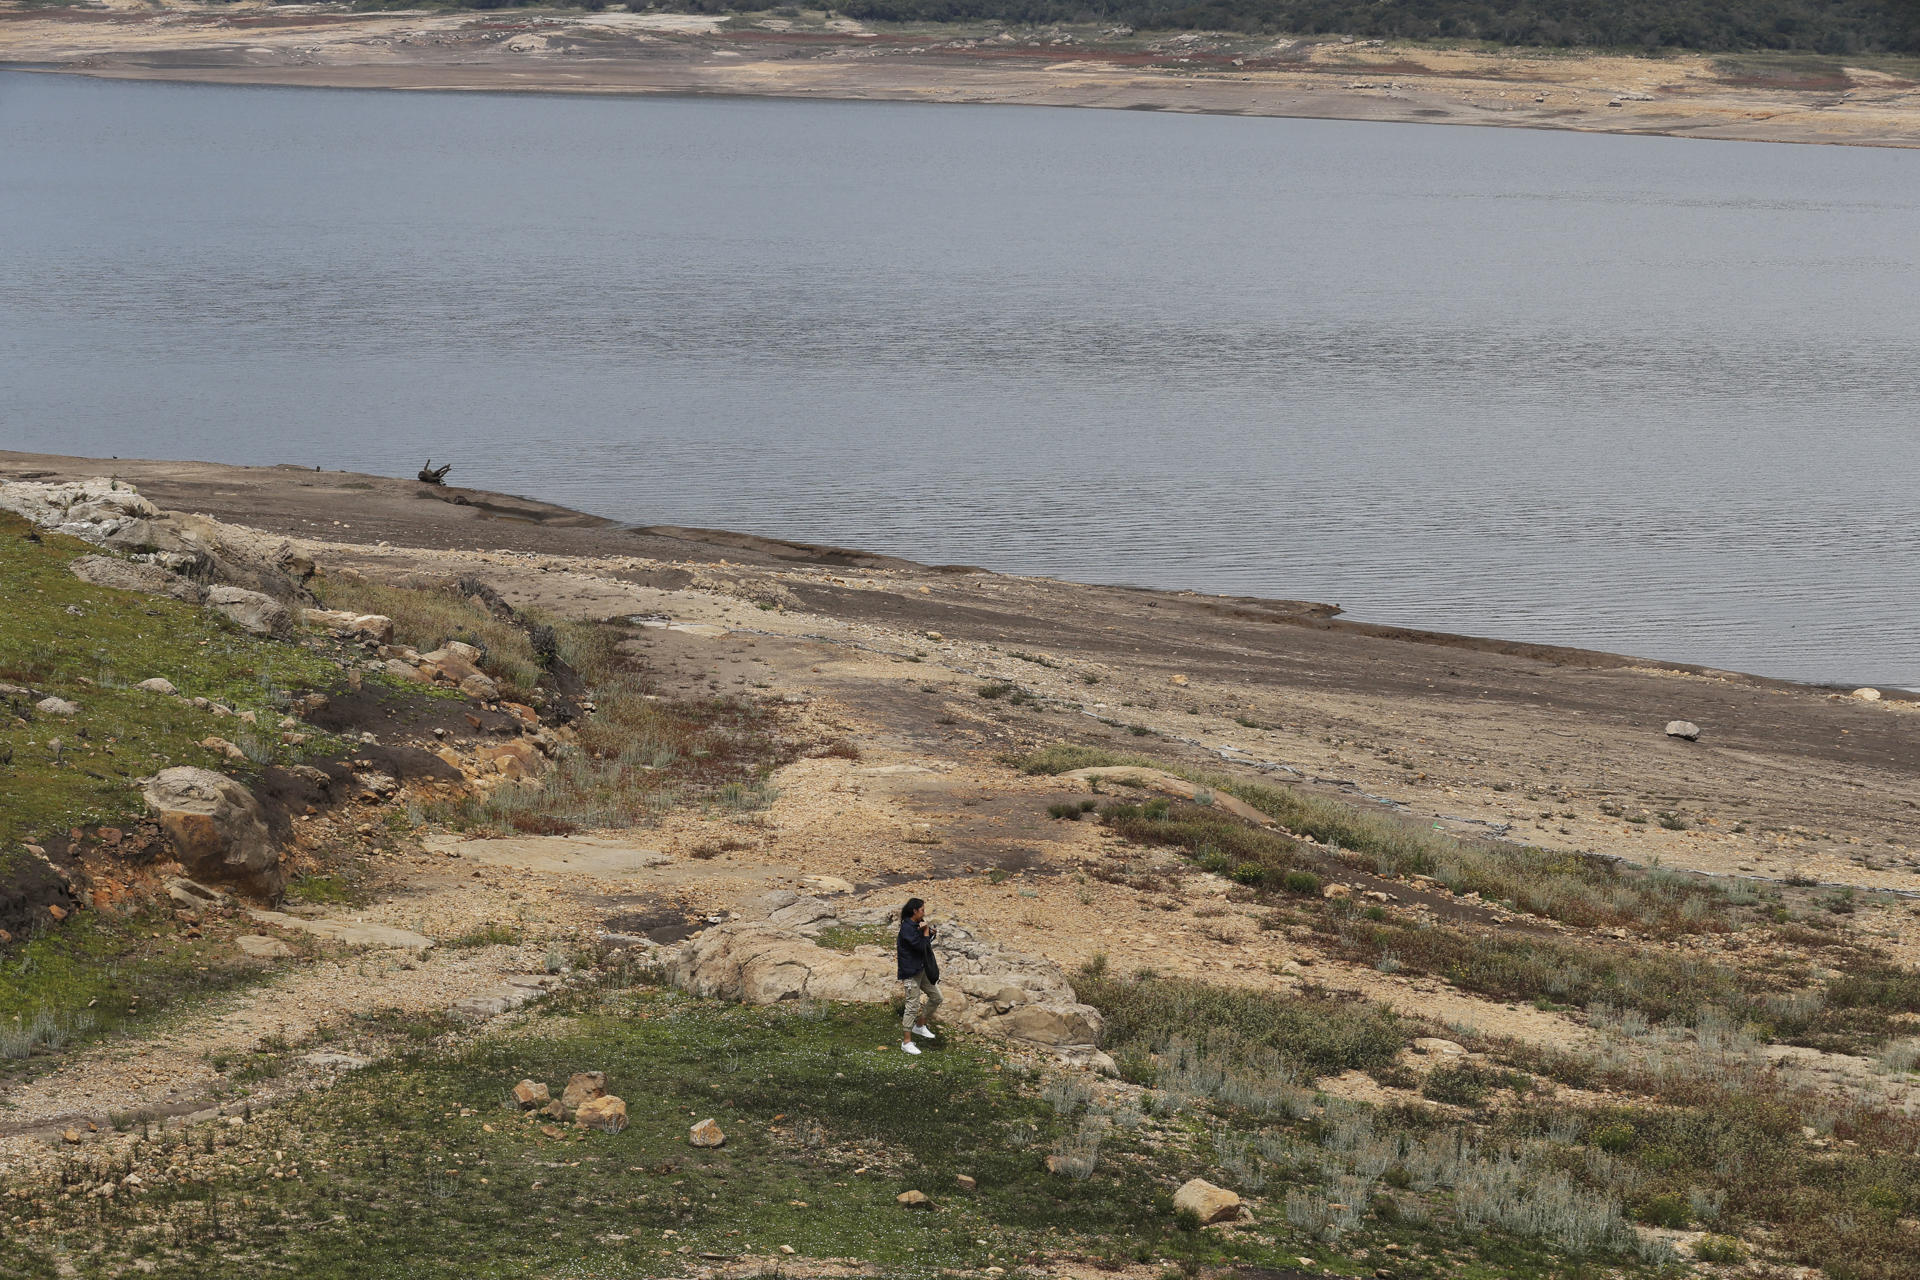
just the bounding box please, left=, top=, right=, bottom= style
left=897, top=896, right=942, bottom=1055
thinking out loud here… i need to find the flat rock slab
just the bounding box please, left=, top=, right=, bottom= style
left=424, top=833, right=670, bottom=877
left=247, top=909, right=434, bottom=951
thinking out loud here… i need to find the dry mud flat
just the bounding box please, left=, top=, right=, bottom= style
left=4, top=2, right=1919, bottom=148
left=5, top=452, right=1920, bottom=1276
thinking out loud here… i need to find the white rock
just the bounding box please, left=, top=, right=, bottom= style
left=134, top=678, right=178, bottom=695
left=1853, top=687, right=1882, bottom=702
left=1665, top=720, right=1701, bottom=741
left=36, top=696, right=79, bottom=716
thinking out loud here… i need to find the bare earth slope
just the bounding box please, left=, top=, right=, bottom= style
left=5, top=2, right=1919, bottom=148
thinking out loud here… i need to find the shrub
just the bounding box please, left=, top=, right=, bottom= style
left=1076, top=969, right=1406, bottom=1079
left=1631, top=1192, right=1690, bottom=1228
left=1282, top=870, right=1322, bottom=896
left=1591, top=1121, right=1637, bottom=1153
left=1694, top=1234, right=1747, bottom=1263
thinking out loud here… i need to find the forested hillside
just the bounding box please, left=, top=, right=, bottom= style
left=673, top=0, right=1920, bottom=52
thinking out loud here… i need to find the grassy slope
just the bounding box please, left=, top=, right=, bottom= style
left=4, top=976, right=1674, bottom=1280
left=0, top=512, right=341, bottom=851
left=0, top=515, right=391, bottom=1066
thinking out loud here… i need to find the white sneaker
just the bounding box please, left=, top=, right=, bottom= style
left=913, top=1025, right=937, bottom=1040
left=901, top=1041, right=922, bottom=1056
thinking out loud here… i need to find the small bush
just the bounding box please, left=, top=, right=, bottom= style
left=1631, top=1192, right=1690, bottom=1229
left=1281, top=870, right=1322, bottom=896
left=1693, top=1234, right=1747, bottom=1263
left=1591, top=1121, right=1637, bottom=1153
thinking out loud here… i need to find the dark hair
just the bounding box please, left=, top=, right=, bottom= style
left=900, top=897, right=925, bottom=922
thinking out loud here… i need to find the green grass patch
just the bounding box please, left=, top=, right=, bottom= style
left=0, top=907, right=261, bottom=1077
left=1016, top=743, right=1741, bottom=934
left=1077, top=969, right=1408, bottom=1080
left=0, top=514, right=343, bottom=855
left=813, top=923, right=892, bottom=954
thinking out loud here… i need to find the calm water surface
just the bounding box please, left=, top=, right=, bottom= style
left=3, top=74, right=1917, bottom=686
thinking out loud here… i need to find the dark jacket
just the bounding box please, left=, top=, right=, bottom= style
left=897, top=917, right=939, bottom=983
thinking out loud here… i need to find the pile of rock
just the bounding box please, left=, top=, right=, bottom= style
left=662, top=892, right=1113, bottom=1071
left=377, top=639, right=503, bottom=702
left=3, top=476, right=316, bottom=606
left=511, top=1072, right=628, bottom=1134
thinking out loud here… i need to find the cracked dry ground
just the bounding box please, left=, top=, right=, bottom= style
left=7, top=493, right=1919, bottom=1175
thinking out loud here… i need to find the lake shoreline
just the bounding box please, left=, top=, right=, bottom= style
left=5, top=448, right=1912, bottom=704
left=4, top=5, right=1918, bottom=149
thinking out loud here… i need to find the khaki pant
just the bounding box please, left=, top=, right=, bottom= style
left=902, top=972, right=942, bottom=1033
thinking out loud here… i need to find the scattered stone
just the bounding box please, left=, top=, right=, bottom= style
left=62, top=1129, right=81, bottom=1145
left=689, top=1118, right=725, bottom=1147
left=144, top=766, right=283, bottom=898
left=206, top=586, right=296, bottom=639
left=543, top=1098, right=569, bottom=1121
left=200, top=736, right=247, bottom=763
left=574, top=1095, right=628, bottom=1134
left=1665, top=720, right=1701, bottom=741
left=560, top=1071, right=607, bottom=1110
left=235, top=934, right=293, bottom=959
left=1169, top=673, right=1189, bottom=686
left=954, top=1174, right=977, bottom=1191
left=512, top=1080, right=551, bottom=1109
left=896, top=1190, right=930, bottom=1208
left=35, top=696, right=79, bottom=717
left=134, top=678, right=178, bottom=695
left=778, top=1244, right=796, bottom=1255
left=1321, top=883, right=1353, bottom=901
left=1174, top=1177, right=1243, bottom=1224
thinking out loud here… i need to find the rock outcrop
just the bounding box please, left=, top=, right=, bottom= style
left=664, top=893, right=1110, bottom=1068
left=6, top=477, right=315, bottom=604
left=142, top=766, right=283, bottom=899
left=68, top=555, right=205, bottom=604
left=206, top=586, right=296, bottom=639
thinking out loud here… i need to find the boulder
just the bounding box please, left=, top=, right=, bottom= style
left=512, top=1080, right=550, bottom=1110
left=207, top=586, right=296, bottom=639
left=134, top=678, right=178, bottom=695
left=1174, top=1178, right=1242, bottom=1224
left=300, top=609, right=394, bottom=643
left=689, top=1118, right=725, bottom=1148
left=68, top=555, right=205, bottom=604
left=235, top=934, right=293, bottom=959
left=897, top=1190, right=930, bottom=1208
left=143, top=767, right=282, bottom=898
left=418, top=646, right=483, bottom=686
left=459, top=673, right=501, bottom=702
left=574, top=1095, right=628, bottom=1134
left=36, top=697, right=79, bottom=717
left=560, top=1071, right=608, bottom=1110
left=1665, top=720, right=1701, bottom=741
left=955, top=1174, right=977, bottom=1191
left=999, top=1003, right=1104, bottom=1053
left=1853, top=687, right=1882, bottom=702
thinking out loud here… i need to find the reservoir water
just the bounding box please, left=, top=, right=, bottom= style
left=3, top=73, right=1917, bottom=688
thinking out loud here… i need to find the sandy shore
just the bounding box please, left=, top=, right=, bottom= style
left=5, top=2, right=1919, bottom=147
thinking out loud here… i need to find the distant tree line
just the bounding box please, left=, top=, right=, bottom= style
left=664, top=0, right=1920, bottom=53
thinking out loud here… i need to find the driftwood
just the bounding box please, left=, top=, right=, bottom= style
left=417, top=460, right=453, bottom=485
